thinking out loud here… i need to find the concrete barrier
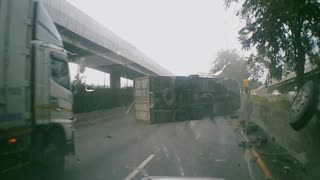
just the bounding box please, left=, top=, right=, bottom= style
left=244, top=94, right=320, bottom=177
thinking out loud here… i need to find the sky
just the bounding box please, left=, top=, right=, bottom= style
left=67, top=0, right=244, bottom=86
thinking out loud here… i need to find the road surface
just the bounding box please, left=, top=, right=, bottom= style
left=62, top=110, right=259, bottom=180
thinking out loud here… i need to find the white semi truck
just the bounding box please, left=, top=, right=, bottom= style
left=0, top=0, right=75, bottom=179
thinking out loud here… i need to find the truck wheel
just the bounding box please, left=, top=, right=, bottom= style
left=32, top=132, right=65, bottom=180
left=44, top=132, right=65, bottom=180
left=162, top=88, right=176, bottom=107
left=289, top=81, right=317, bottom=131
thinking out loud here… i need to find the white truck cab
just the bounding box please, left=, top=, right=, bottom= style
left=0, top=0, right=75, bottom=179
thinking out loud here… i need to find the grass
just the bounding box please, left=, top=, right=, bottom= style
left=249, top=94, right=289, bottom=109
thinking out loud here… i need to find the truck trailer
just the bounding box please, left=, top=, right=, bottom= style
left=134, top=75, right=241, bottom=124
left=0, top=0, right=75, bottom=179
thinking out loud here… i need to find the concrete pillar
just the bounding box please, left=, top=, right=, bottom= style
left=110, top=72, right=121, bottom=89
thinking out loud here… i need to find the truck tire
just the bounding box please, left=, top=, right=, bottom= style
left=289, top=81, right=318, bottom=131
left=162, top=88, right=176, bottom=107
left=32, top=132, right=65, bottom=180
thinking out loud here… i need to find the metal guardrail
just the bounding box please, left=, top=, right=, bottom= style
left=267, top=69, right=320, bottom=91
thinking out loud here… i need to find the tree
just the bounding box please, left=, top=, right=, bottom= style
left=71, top=73, right=85, bottom=94
left=227, top=0, right=320, bottom=87
left=246, top=54, right=269, bottom=81
left=211, top=49, right=249, bottom=83
left=210, top=49, right=263, bottom=89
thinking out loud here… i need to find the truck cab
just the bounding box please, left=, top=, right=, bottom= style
left=0, top=0, right=75, bottom=178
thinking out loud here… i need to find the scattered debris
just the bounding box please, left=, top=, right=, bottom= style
left=105, top=135, right=113, bottom=140
left=245, top=122, right=258, bottom=133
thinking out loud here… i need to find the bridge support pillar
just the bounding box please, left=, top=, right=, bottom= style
left=110, top=72, right=121, bottom=89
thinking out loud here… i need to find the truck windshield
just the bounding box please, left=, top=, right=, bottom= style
left=51, top=54, right=70, bottom=90
left=2, top=0, right=319, bottom=179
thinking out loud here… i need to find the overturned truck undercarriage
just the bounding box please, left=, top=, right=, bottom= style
left=134, top=75, right=241, bottom=124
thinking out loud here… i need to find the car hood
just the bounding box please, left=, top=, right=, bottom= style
left=141, top=176, right=224, bottom=180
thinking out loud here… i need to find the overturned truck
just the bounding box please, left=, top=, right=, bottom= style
left=134, top=75, right=241, bottom=124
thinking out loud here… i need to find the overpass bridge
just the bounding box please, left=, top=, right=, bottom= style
left=267, top=65, right=319, bottom=92
left=43, top=0, right=172, bottom=88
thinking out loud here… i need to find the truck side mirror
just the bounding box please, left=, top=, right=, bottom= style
left=85, top=86, right=95, bottom=93
left=79, top=57, right=86, bottom=73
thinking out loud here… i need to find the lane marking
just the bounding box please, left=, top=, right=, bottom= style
left=162, top=145, right=169, bottom=158
left=175, top=155, right=181, bottom=163
left=245, top=149, right=256, bottom=180
left=240, top=130, right=272, bottom=179
left=178, top=166, right=185, bottom=176
left=189, top=121, right=201, bottom=140
left=124, top=154, right=155, bottom=180
left=209, top=120, right=216, bottom=129
left=126, top=102, right=134, bottom=114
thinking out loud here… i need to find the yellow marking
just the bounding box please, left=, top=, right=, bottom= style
left=241, top=130, right=273, bottom=179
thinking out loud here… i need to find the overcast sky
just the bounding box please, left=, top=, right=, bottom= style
left=67, top=0, right=244, bottom=85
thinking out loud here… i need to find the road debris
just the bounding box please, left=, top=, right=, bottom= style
left=105, top=135, right=113, bottom=140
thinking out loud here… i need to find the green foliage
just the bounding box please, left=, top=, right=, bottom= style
left=71, top=74, right=85, bottom=94
left=246, top=55, right=268, bottom=81
left=227, top=0, right=320, bottom=84
left=210, top=49, right=250, bottom=83
left=210, top=49, right=263, bottom=88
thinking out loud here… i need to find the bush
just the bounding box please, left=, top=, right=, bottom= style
left=73, top=87, right=133, bottom=113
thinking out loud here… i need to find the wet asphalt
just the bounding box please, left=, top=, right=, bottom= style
left=62, top=111, right=257, bottom=180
